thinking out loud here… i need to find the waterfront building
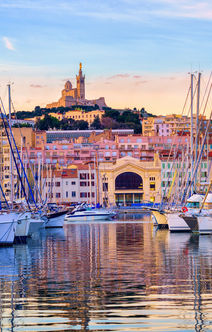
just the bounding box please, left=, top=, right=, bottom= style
left=40, top=154, right=161, bottom=206
left=41, top=165, right=97, bottom=205
left=46, top=63, right=107, bottom=109
left=98, top=154, right=161, bottom=206
left=46, top=129, right=134, bottom=143
left=65, top=109, right=104, bottom=125
left=0, top=122, right=211, bottom=205
left=11, top=118, right=35, bottom=127
left=142, top=114, right=208, bottom=137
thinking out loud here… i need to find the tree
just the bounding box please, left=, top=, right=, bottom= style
left=35, top=114, right=60, bottom=130
left=90, top=115, right=102, bottom=129
left=101, top=117, right=120, bottom=129
left=103, top=109, right=120, bottom=121
left=34, top=106, right=42, bottom=116
left=118, top=110, right=139, bottom=124
left=74, top=120, right=89, bottom=130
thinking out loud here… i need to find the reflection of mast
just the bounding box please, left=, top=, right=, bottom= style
left=191, top=254, right=204, bottom=331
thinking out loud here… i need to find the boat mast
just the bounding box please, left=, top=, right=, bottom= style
left=195, top=72, right=201, bottom=191
left=8, top=84, right=14, bottom=207
left=190, top=73, right=194, bottom=194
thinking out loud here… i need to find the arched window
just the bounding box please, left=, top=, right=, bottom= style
left=115, top=172, right=143, bottom=190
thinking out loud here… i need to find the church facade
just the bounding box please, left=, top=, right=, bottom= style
left=46, top=63, right=107, bottom=109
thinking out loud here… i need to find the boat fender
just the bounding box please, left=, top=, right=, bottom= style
left=182, top=206, right=188, bottom=213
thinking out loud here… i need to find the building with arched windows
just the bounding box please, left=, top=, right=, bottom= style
left=98, top=154, right=161, bottom=206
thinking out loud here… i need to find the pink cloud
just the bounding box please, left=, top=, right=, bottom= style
left=108, top=73, right=130, bottom=80
left=135, top=80, right=148, bottom=86
left=133, top=75, right=142, bottom=79
left=30, top=84, right=46, bottom=88
left=160, top=76, right=176, bottom=81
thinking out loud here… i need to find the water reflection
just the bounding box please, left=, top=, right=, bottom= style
left=0, top=215, right=212, bottom=331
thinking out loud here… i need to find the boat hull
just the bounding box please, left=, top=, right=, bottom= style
left=183, top=215, right=212, bottom=234
left=64, top=213, right=113, bottom=222
left=0, top=213, right=18, bottom=245
left=14, top=213, right=31, bottom=243
left=45, top=214, right=65, bottom=228
left=151, top=210, right=168, bottom=229
left=166, top=213, right=191, bottom=232
left=28, top=219, right=45, bottom=236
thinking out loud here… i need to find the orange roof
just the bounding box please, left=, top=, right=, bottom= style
left=43, top=169, right=77, bottom=178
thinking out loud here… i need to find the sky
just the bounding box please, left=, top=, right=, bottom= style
left=0, top=0, right=211, bottom=116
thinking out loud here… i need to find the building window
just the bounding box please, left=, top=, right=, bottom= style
left=66, top=181, right=68, bottom=185
left=56, top=193, right=61, bottom=198
left=66, top=191, right=68, bottom=198
left=80, top=181, right=87, bottom=186
left=55, top=182, right=60, bottom=187
left=150, top=183, right=156, bottom=191
left=103, top=183, right=108, bottom=191
left=149, top=177, right=155, bottom=181
left=80, top=173, right=86, bottom=179
left=72, top=191, right=76, bottom=197
left=80, top=192, right=87, bottom=198
left=71, top=181, right=76, bottom=185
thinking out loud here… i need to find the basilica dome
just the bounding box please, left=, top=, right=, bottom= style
left=65, top=80, right=72, bottom=91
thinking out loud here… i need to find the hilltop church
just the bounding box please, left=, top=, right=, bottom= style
left=46, top=63, right=107, bottom=110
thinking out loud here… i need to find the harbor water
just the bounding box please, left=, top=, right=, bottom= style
left=1, top=212, right=212, bottom=331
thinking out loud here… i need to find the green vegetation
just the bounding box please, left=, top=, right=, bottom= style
left=35, top=114, right=89, bottom=131
left=15, top=105, right=155, bottom=133
left=12, top=123, right=33, bottom=128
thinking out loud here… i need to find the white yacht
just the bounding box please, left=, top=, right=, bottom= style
left=152, top=193, right=212, bottom=232
left=27, top=212, right=45, bottom=236
left=45, top=210, right=67, bottom=228
left=167, top=193, right=212, bottom=232
left=14, top=211, right=45, bottom=242
left=64, top=205, right=116, bottom=222
left=0, top=212, right=18, bottom=245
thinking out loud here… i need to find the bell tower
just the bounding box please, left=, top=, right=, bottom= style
left=76, top=62, right=85, bottom=99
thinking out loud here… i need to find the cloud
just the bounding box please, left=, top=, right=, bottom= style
left=0, top=0, right=211, bottom=21
left=135, top=80, right=148, bottom=85
left=133, top=75, right=143, bottom=79
left=160, top=76, right=176, bottom=80
left=2, top=37, right=15, bottom=51
left=108, top=73, right=131, bottom=80
left=30, top=84, right=46, bottom=88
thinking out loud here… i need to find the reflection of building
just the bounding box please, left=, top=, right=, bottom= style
left=99, top=154, right=161, bottom=206
left=46, top=63, right=107, bottom=109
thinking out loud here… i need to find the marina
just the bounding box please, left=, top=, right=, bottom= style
left=1, top=213, right=212, bottom=331
left=0, top=1, right=212, bottom=330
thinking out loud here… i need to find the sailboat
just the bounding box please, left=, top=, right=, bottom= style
left=0, top=85, right=45, bottom=243
left=153, top=72, right=212, bottom=232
